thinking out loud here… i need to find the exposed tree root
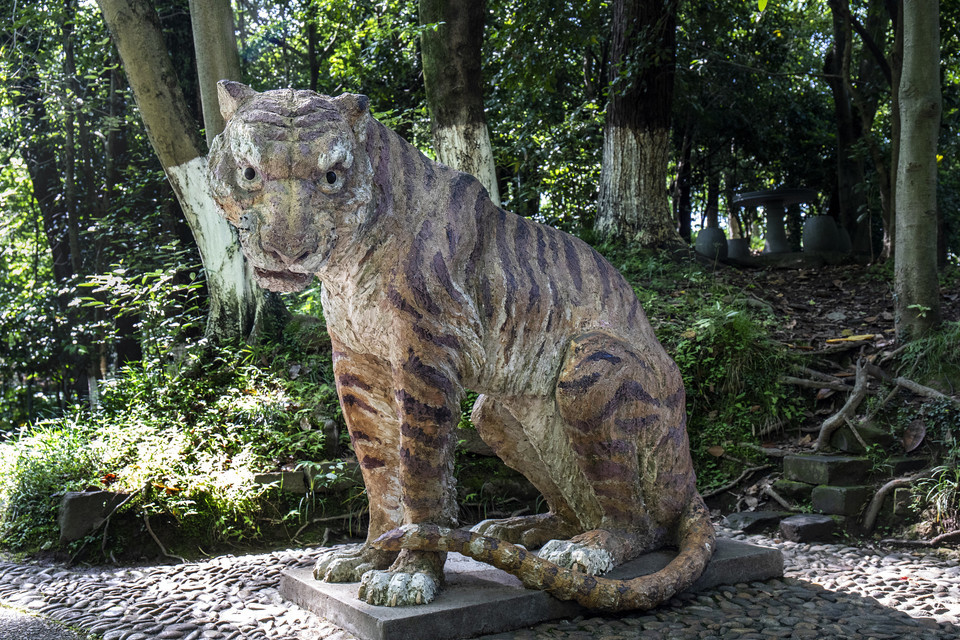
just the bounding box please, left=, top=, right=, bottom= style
left=894, top=376, right=960, bottom=407
left=881, top=530, right=960, bottom=547
left=862, top=469, right=935, bottom=532
left=814, top=358, right=870, bottom=451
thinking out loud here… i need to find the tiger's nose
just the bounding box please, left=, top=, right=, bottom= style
left=260, top=235, right=315, bottom=266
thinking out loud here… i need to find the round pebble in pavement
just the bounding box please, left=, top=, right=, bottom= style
left=0, top=605, right=87, bottom=640
left=0, top=527, right=957, bottom=640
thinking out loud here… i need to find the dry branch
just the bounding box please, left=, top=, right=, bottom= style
left=781, top=376, right=852, bottom=392
left=701, top=465, right=771, bottom=499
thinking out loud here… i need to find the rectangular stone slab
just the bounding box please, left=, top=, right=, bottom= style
left=280, top=538, right=783, bottom=640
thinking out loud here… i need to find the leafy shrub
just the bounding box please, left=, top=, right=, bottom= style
left=0, top=421, right=101, bottom=550
left=672, top=302, right=800, bottom=490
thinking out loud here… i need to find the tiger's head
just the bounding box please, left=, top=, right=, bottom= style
left=208, top=81, right=373, bottom=292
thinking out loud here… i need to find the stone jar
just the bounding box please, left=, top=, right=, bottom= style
left=802, top=216, right=839, bottom=253
left=695, top=227, right=728, bottom=260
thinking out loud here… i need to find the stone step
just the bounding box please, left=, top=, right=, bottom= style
left=811, top=484, right=872, bottom=516
left=772, top=479, right=815, bottom=502
left=779, top=514, right=839, bottom=542
left=783, top=454, right=870, bottom=486
left=829, top=423, right=896, bottom=454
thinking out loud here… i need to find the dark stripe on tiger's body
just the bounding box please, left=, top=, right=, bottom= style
left=412, top=324, right=461, bottom=350
left=395, top=389, right=453, bottom=424
left=341, top=393, right=378, bottom=415
left=402, top=351, right=456, bottom=395
left=337, top=372, right=373, bottom=391
left=561, top=234, right=583, bottom=294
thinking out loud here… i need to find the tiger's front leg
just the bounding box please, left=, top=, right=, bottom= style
left=314, top=338, right=403, bottom=583
left=357, top=341, right=463, bottom=606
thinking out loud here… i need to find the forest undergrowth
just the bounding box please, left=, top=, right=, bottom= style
left=1, top=248, right=959, bottom=562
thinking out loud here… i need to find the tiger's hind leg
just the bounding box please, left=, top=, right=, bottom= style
left=542, top=330, right=692, bottom=574
left=469, top=395, right=582, bottom=548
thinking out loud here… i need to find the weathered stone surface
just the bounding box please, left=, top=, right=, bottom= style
left=253, top=471, right=308, bottom=494
left=812, top=485, right=871, bottom=516
left=773, top=479, right=815, bottom=502
left=281, top=539, right=783, bottom=640
left=829, top=423, right=895, bottom=454
left=783, top=454, right=870, bottom=486
left=58, top=491, right=130, bottom=543
left=723, top=511, right=790, bottom=533
left=779, top=514, right=838, bottom=542
left=888, top=455, right=931, bottom=476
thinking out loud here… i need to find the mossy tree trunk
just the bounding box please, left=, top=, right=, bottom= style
left=419, top=0, right=500, bottom=206
left=595, top=0, right=683, bottom=250
left=894, top=0, right=941, bottom=339
left=97, top=0, right=279, bottom=342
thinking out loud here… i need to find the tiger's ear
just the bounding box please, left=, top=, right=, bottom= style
left=331, top=93, right=371, bottom=143
left=217, top=80, right=257, bottom=122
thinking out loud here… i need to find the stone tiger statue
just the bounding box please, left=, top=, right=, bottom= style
left=208, top=81, right=715, bottom=612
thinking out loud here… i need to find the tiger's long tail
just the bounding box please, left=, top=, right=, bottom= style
left=373, top=497, right=715, bottom=612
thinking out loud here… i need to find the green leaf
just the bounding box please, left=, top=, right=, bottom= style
left=758, top=0, right=768, bottom=10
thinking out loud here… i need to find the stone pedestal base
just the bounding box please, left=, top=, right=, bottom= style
left=280, top=538, right=784, bottom=640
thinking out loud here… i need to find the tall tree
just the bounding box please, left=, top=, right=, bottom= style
left=894, top=0, right=941, bottom=338
left=419, top=0, right=500, bottom=205
left=96, top=0, right=276, bottom=341
left=189, top=0, right=242, bottom=145
left=595, top=0, right=683, bottom=249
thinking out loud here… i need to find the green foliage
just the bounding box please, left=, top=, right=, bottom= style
left=913, top=399, right=960, bottom=533
left=0, top=262, right=345, bottom=553
left=0, top=421, right=101, bottom=550
left=899, top=321, right=960, bottom=390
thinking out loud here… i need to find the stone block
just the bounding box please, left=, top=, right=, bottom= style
left=811, top=485, right=871, bottom=516
left=281, top=539, right=783, bottom=640
left=723, top=511, right=790, bottom=533
left=59, top=491, right=130, bottom=544
left=772, top=479, right=815, bottom=502
left=783, top=454, right=870, bottom=486
left=888, top=455, right=930, bottom=476
left=779, top=514, right=837, bottom=542
left=829, top=423, right=895, bottom=454
left=254, top=470, right=308, bottom=494
left=893, top=487, right=914, bottom=517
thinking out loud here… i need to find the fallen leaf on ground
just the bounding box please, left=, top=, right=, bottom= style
left=825, top=334, right=879, bottom=343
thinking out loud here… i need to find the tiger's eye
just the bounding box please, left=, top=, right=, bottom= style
left=243, top=167, right=257, bottom=181
left=326, top=171, right=338, bottom=185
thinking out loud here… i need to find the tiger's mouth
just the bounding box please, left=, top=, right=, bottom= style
left=253, top=267, right=313, bottom=293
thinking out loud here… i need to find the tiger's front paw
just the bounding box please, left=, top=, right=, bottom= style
left=357, top=569, right=440, bottom=606
left=313, top=543, right=395, bottom=583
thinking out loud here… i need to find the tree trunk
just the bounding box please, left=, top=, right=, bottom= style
left=825, top=3, right=867, bottom=243
left=419, top=0, right=500, bottom=206
left=595, top=0, right=683, bottom=249
left=894, top=0, right=940, bottom=339
left=884, top=0, right=903, bottom=260
left=97, top=0, right=274, bottom=342
left=189, top=0, right=242, bottom=147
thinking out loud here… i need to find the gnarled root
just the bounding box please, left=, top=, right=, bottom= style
left=374, top=498, right=715, bottom=612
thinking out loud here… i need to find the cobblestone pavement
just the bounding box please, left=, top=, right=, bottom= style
left=0, top=527, right=958, bottom=640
